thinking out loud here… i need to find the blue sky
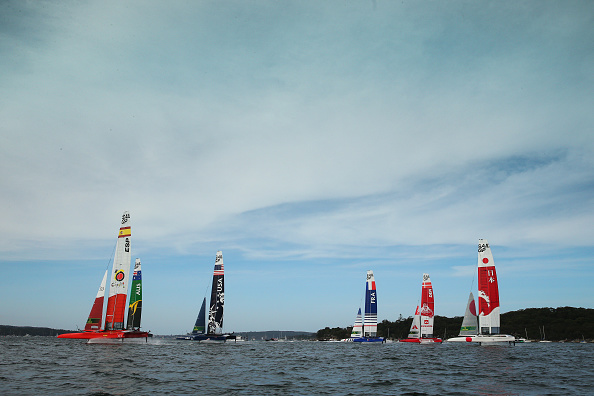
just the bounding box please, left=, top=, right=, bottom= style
left=1, top=1, right=592, bottom=335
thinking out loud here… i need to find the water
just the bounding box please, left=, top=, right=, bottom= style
left=1, top=338, right=592, bottom=395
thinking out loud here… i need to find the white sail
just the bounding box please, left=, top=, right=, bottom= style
left=407, top=305, right=421, bottom=338
left=105, top=211, right=132, bottom=330
left=458, top=292, right=478, bottom=336
left=350, top=308, right=363, bottom=339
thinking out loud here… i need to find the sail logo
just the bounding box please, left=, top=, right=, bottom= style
left=119, top=227, right=131, bottom=238
left=129, top=300, right=141, bottom=314
left=420, top=303, right=434, bottom=318
left=370, top=291, right=376, bottom=304
left=478, top=242, right=489, bottom=252
left=121, top=212, right=130, bottom=224
left=124, top=237, right=130, bottom=252
left=115, top=270, right=125, bottom=282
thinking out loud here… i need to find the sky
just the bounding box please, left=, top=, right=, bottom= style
left=1, top=1, right=593, bottom=335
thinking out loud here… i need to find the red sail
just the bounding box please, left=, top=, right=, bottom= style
left=420, top=273, right=435, bottom=337
left=105, top=294, right=128, bottom=330
left=84, top=270, right=107, bottom=331
left=478, top=264, right=500, bottom=316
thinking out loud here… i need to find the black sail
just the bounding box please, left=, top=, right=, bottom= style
left=208, top=251, right=224, bottom=334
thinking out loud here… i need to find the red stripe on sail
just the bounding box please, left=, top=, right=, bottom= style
left=84, top=296, right=104, bottom=331
left=105, top=293, right=127, bottom=329
left=478, top=266, right=500, bottom=315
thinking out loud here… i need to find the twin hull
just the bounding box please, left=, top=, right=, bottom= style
left=57, top=330, right=150, bottom=341
left=446, top=334, right=516, bottom=344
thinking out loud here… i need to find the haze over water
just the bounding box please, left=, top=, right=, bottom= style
left=1, top=337, right=592, bottom=395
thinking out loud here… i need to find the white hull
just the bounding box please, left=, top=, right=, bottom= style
left=446, top=334, right=516, bottom=344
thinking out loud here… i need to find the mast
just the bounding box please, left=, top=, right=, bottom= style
left=105, top=211, right=132, bottom=330
left=477, top=239, right=500, bottom=335
left=207, top=251, right=225, bottom=334
left=363, top=270, right=377, bottom=338
left=420, top=273, right=435, bottom=338
left=85, top=270, right=108, bottom=331
left=126, top=258, right=142, bottom=330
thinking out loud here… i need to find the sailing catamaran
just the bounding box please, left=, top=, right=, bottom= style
left=58, top=211, right=151, bottom=342
left=178, top=251, right=236, bottom=342
left=347, top=270, right=384, bottom=343
left=400, top=273, right=442, bottom=343
left=446, top=239, right=515, bottom=344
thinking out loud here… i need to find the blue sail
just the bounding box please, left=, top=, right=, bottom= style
left=192, top=298, right=206, bottom=334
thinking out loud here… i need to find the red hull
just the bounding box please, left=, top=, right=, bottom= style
left=399, top=337, right=443, bottom=343
left=58, top=330, right=150, bottom=340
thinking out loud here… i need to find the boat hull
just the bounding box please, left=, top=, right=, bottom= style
left=446, top=334, right=516, bottom=344
left=57, top=330, right=151, bottom=340
left=176, top=333, right=237, bottom=343
left=400, top=337, right=443, bottom=343
left=351, top=337, right=385, bottom=343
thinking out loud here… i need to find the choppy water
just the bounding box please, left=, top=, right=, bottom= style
left=1, top=337, right=592, bottom=395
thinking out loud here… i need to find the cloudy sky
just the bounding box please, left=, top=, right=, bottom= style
left=1, top=1, right=592, bottom=335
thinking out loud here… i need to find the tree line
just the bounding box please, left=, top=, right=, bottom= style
left=316, top=307, right=594, bottom=342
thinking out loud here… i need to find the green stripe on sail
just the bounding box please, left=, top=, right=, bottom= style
left=126, top=268, right=142, bottom=329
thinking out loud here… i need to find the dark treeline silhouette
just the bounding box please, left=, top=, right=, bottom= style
left=317, top=307, right=594, bottom=341
left=0, top=325, right=75, bottom=337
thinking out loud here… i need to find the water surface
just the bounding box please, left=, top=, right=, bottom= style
left=1, top=338, right=592, bottom=395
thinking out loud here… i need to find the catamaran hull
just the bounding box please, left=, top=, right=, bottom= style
left=57, top=330, right=151, bottom=341
left=400, top=337, right=443, bottom=343
left=176, top=334, right=237, bottom=343
left=446, top=334, right=516, bottom=344
left=351, top=337, right=385, bottom=343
